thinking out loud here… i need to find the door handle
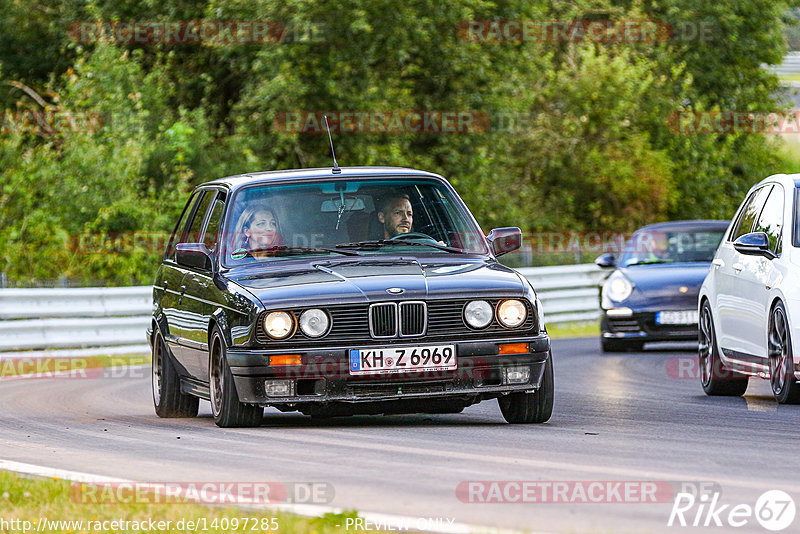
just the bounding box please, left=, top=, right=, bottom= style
left=711, top=259, right=724, bottom=268
left=733, top=263, right=744, bottom=273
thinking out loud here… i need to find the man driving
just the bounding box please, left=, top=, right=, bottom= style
left=377, top=193, right=413, bottom=239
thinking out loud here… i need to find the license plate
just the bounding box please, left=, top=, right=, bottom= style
left=348, top=345, right=456, bottom=376
left=655, top=310, right=698, bottom=325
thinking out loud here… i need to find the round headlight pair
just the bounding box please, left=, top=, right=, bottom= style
left=464, top=299, right=527, bottom=329
left=263, top=309, right=330, bottom=339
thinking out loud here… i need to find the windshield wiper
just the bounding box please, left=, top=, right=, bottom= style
left=625, top=259, right=672, bottom=266
left=247, top=245, right=361, bottom=257
left=335, top=239, right=467, bottom=254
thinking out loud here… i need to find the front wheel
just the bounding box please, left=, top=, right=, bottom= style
left=768, top=302, right=800, bottom=404
left=498, top=354, right=554, bottom=424
left=209, top=327, right=263, bottom=428
left=152, top=332, right=199, bottom=418
left=698, top=301, right=748, bottom=396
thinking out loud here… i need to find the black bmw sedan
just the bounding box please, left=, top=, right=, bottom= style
left=147, top=166, right=553, bottom=427
left=595, top=220, right=729, bottom=352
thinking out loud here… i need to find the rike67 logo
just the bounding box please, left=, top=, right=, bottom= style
left=668, top=490, right=796, bottom=531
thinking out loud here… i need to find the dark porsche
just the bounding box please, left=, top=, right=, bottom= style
left=595, top=220, right=728, bottom=352
left=147, top=166, right=553, bottom=427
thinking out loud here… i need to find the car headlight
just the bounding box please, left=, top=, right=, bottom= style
left=263, top=311, right=295, bottom=339
left=497, top=299, right=527, bottom=328
left=299, top=308, right=330, bottom=338
left=603, top=271, right=633, bottom=302
left=464, top=300, right=493, bottom=329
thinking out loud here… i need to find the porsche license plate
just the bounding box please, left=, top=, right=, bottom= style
left=655, top=310, right=698, bottom=325
left=348, top=345, right=456, bottom=376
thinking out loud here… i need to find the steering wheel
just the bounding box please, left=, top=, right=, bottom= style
left=388, top=232, right=437, bottom=242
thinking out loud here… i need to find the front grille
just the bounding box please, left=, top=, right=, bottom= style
left=400, top=302, right=426, bottom=336
left=370, top=303, right=397, bottom=337
left=607, top=318, right=641, bottom=333
left=347, top=381, right=448, bottom=397
left=255, top=298, right=537, bottom=348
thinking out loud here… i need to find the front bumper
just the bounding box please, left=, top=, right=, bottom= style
left=601, top=311, right=697, bottom=342
left=227, top=334, right=551, bottom=407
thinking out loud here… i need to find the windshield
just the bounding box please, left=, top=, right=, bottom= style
left=222, top=177, right=489, bottom=265
left=619, top=227, right=725, bottom=267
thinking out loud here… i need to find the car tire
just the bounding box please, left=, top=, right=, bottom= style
left=209, top=327, right=263, bottom=428
left=601, top=337, right=644, bottom=353
left=768, top=302, right=800, bottom=404
left=498, top=354, right=553, bottom=424
left=698, top=301, right=748, bottom=396
left=152, top=332, right=199, bottom=418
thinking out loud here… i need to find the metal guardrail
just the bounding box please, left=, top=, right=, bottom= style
left=517, top=264, right=605, bottom=324
left=774, top=52, right=800, bottom=75
left=0, top=264, right=605, bottom=354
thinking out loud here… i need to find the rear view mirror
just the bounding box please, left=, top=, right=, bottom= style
left=595, top=253, right=617, bottom=268
left=733, top=232, right=776, bottom=259
left=176, top=243, right=213, bottom=270
left=487, top=227, right=522, bottom=256
left=320, top=197, right=365, bottom=212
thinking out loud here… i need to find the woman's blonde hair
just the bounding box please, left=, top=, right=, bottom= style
left=231, top=206, right=280, bottom=251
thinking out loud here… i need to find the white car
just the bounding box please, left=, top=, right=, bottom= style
left=699, top=173, right=800, bottom=403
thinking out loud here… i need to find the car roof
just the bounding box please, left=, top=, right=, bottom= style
left=199, top=166, right=445, bottom=190
left=634, top=220, right=730, bottom=232
left=751, top=173, right=799, bottom=191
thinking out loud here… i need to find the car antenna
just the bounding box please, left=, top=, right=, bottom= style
left=323, top=115, right=341, bottom=174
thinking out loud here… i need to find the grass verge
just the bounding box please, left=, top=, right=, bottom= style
left=0, top=470, right=362, bottom=533
left=547, top=320, right=599, bottom=339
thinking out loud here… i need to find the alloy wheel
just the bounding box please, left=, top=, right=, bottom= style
left=768, top=307, right=789, bottom=395
left=210, top=338, right=224, bottom=418
left=699, top=306, right=714, bottom=387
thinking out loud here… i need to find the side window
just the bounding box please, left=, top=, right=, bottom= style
left=164, top=192, right=197, bottom=260
left=731, top=186, right=772, bottom=241
left=755, top=185, right=784, bottom=254
left=183, top=192, right=214, bottom=245
left=202, top=192, right=227, bottom=252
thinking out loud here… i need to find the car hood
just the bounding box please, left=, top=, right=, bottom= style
left=616, top=263, right=711, bottom=310
left=225, top=257, right=527, bottom=309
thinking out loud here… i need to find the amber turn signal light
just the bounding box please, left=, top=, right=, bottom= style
left=269, top=354, right=302, bottom=366
left=498, top=343, right=529, bottom=355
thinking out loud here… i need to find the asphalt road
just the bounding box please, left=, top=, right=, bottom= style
left=2, top=337, right=799, bottom=533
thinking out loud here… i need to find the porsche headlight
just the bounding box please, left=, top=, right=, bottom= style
left=497, top=299, right=527, bottom=328
left=299, top=308, right=330, bottom=338
left=464, top=300, right=493, bottom=329
left=263, top=311, right=294, bottom=339
left=603, top=271, right=633, bottom=302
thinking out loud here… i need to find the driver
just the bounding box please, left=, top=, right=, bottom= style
left=377, top=193, right=413, bottom=239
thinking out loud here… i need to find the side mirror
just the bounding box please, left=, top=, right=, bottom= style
left=733, top=232, right=776, bottom=259
left=595, top=253, right=617, bottom=268
left=487, top=227, right=522, bottom=257
left=176, top=243, right=213, bottom=270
